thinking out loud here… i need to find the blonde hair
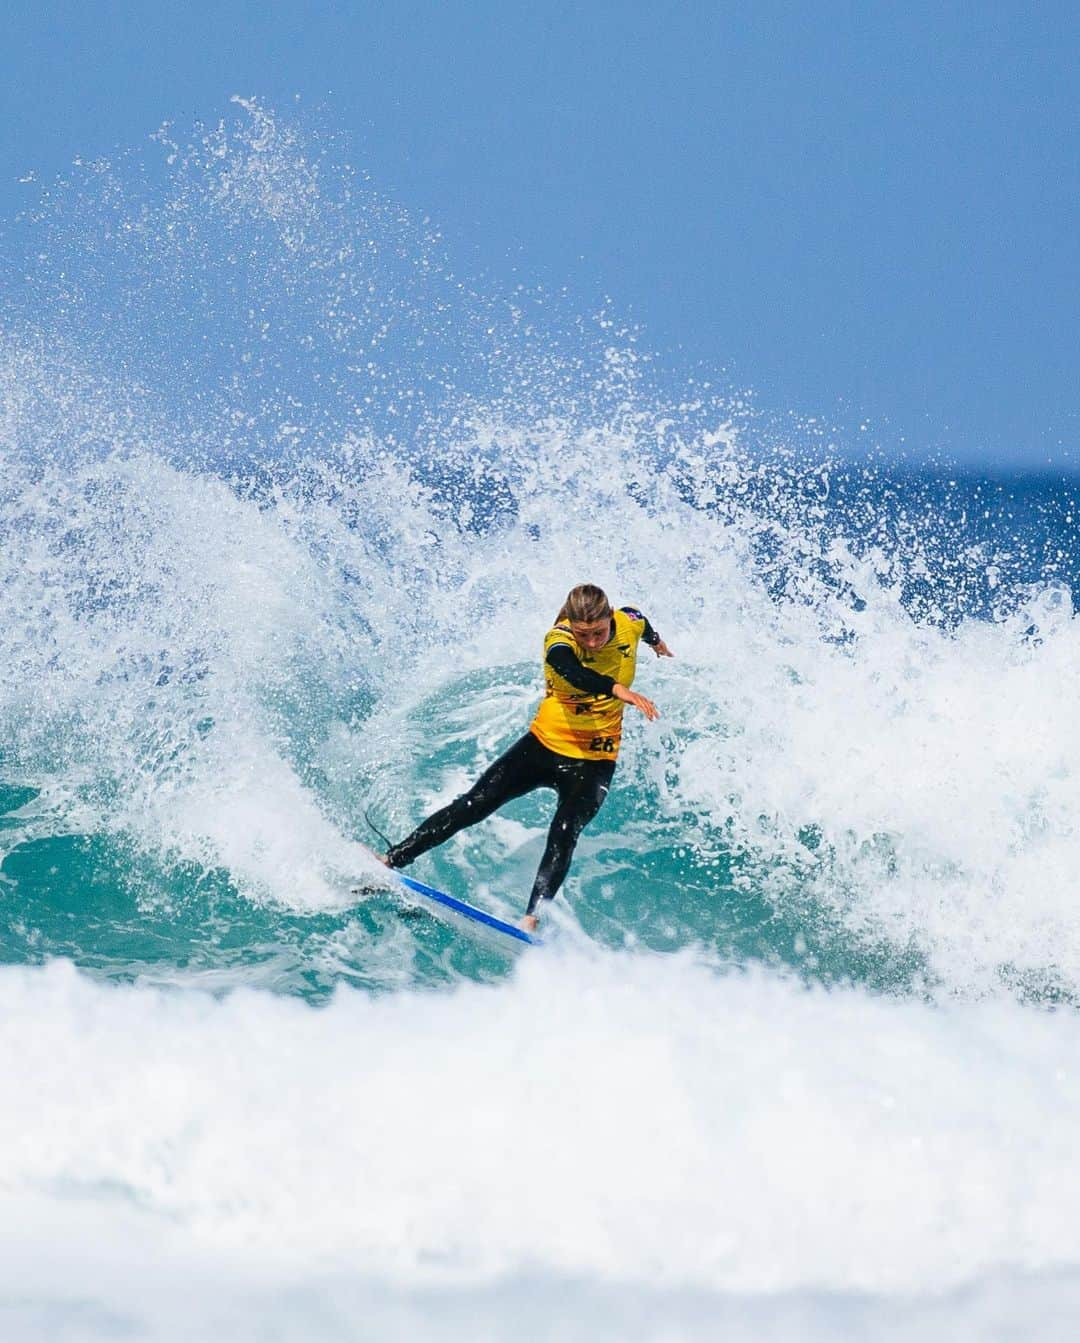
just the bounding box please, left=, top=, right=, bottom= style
left=555, top=583, right=611, bottom=626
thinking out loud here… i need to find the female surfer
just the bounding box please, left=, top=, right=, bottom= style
left=380, top=583, right=673, bottom=932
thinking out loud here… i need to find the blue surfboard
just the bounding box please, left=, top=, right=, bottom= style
left=350, top=851, right=538, bottom=947
left=396, top=874, right=538, bottom=946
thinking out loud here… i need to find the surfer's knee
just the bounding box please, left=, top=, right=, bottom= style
left=577, top=789, right=608, bottom=828
left=459, top=790, right=486, bottom=817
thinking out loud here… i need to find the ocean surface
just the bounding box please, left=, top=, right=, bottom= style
left=2, top=102, right=1079, bottom=1342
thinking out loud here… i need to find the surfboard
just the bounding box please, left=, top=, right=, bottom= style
left=350, top=851, right=538, bottom=947
left=397, top=874, right=538, bottom=946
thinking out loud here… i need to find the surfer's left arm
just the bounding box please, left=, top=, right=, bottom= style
left=643, top=620, right=674, bottom=659
left=620, top=607, right=673, bottom=658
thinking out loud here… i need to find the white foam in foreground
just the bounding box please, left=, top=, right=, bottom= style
left=2, top=952, right=1079, bottom=1340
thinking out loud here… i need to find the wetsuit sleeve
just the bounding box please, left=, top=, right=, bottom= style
left=546, top=644, right=616, bottom=696
left=619, top=606, right=661, bottom=646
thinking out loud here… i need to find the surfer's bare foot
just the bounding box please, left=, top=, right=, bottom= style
left=377, top=853, right=391, bottom=866
left=520, top=914, right=538, bottom=934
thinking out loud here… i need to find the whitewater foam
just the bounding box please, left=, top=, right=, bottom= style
left=2, top=953, right=1078, bottom=1291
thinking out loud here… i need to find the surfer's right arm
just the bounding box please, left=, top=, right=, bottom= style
left=545, top=645, right=660, bottom=720
left=611, top=682, right=659, bottom=721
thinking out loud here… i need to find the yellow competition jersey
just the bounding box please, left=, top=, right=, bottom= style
left=529, top=607, right=647, bottom=760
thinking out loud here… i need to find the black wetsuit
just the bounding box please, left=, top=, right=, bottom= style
left=386, top=613, right=660, bottom=916
left=386, top=733, right=614, bottom=915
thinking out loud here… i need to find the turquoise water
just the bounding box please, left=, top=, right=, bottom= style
left=2, top=102, right=1080, bottom=1342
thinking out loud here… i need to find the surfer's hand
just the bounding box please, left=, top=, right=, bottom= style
left=521, top=914, right=539, bottom=934
left=613, top=684, right=660, bottom=721
left=652, top=639, right=674, bottom=658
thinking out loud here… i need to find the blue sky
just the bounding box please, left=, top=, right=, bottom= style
left=4, top=0, right=1077, bottom=469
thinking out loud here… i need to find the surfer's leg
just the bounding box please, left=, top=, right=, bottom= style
left=386, top=734, right=550, bottom=868
left=524, top=760, right=615, bottom=916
